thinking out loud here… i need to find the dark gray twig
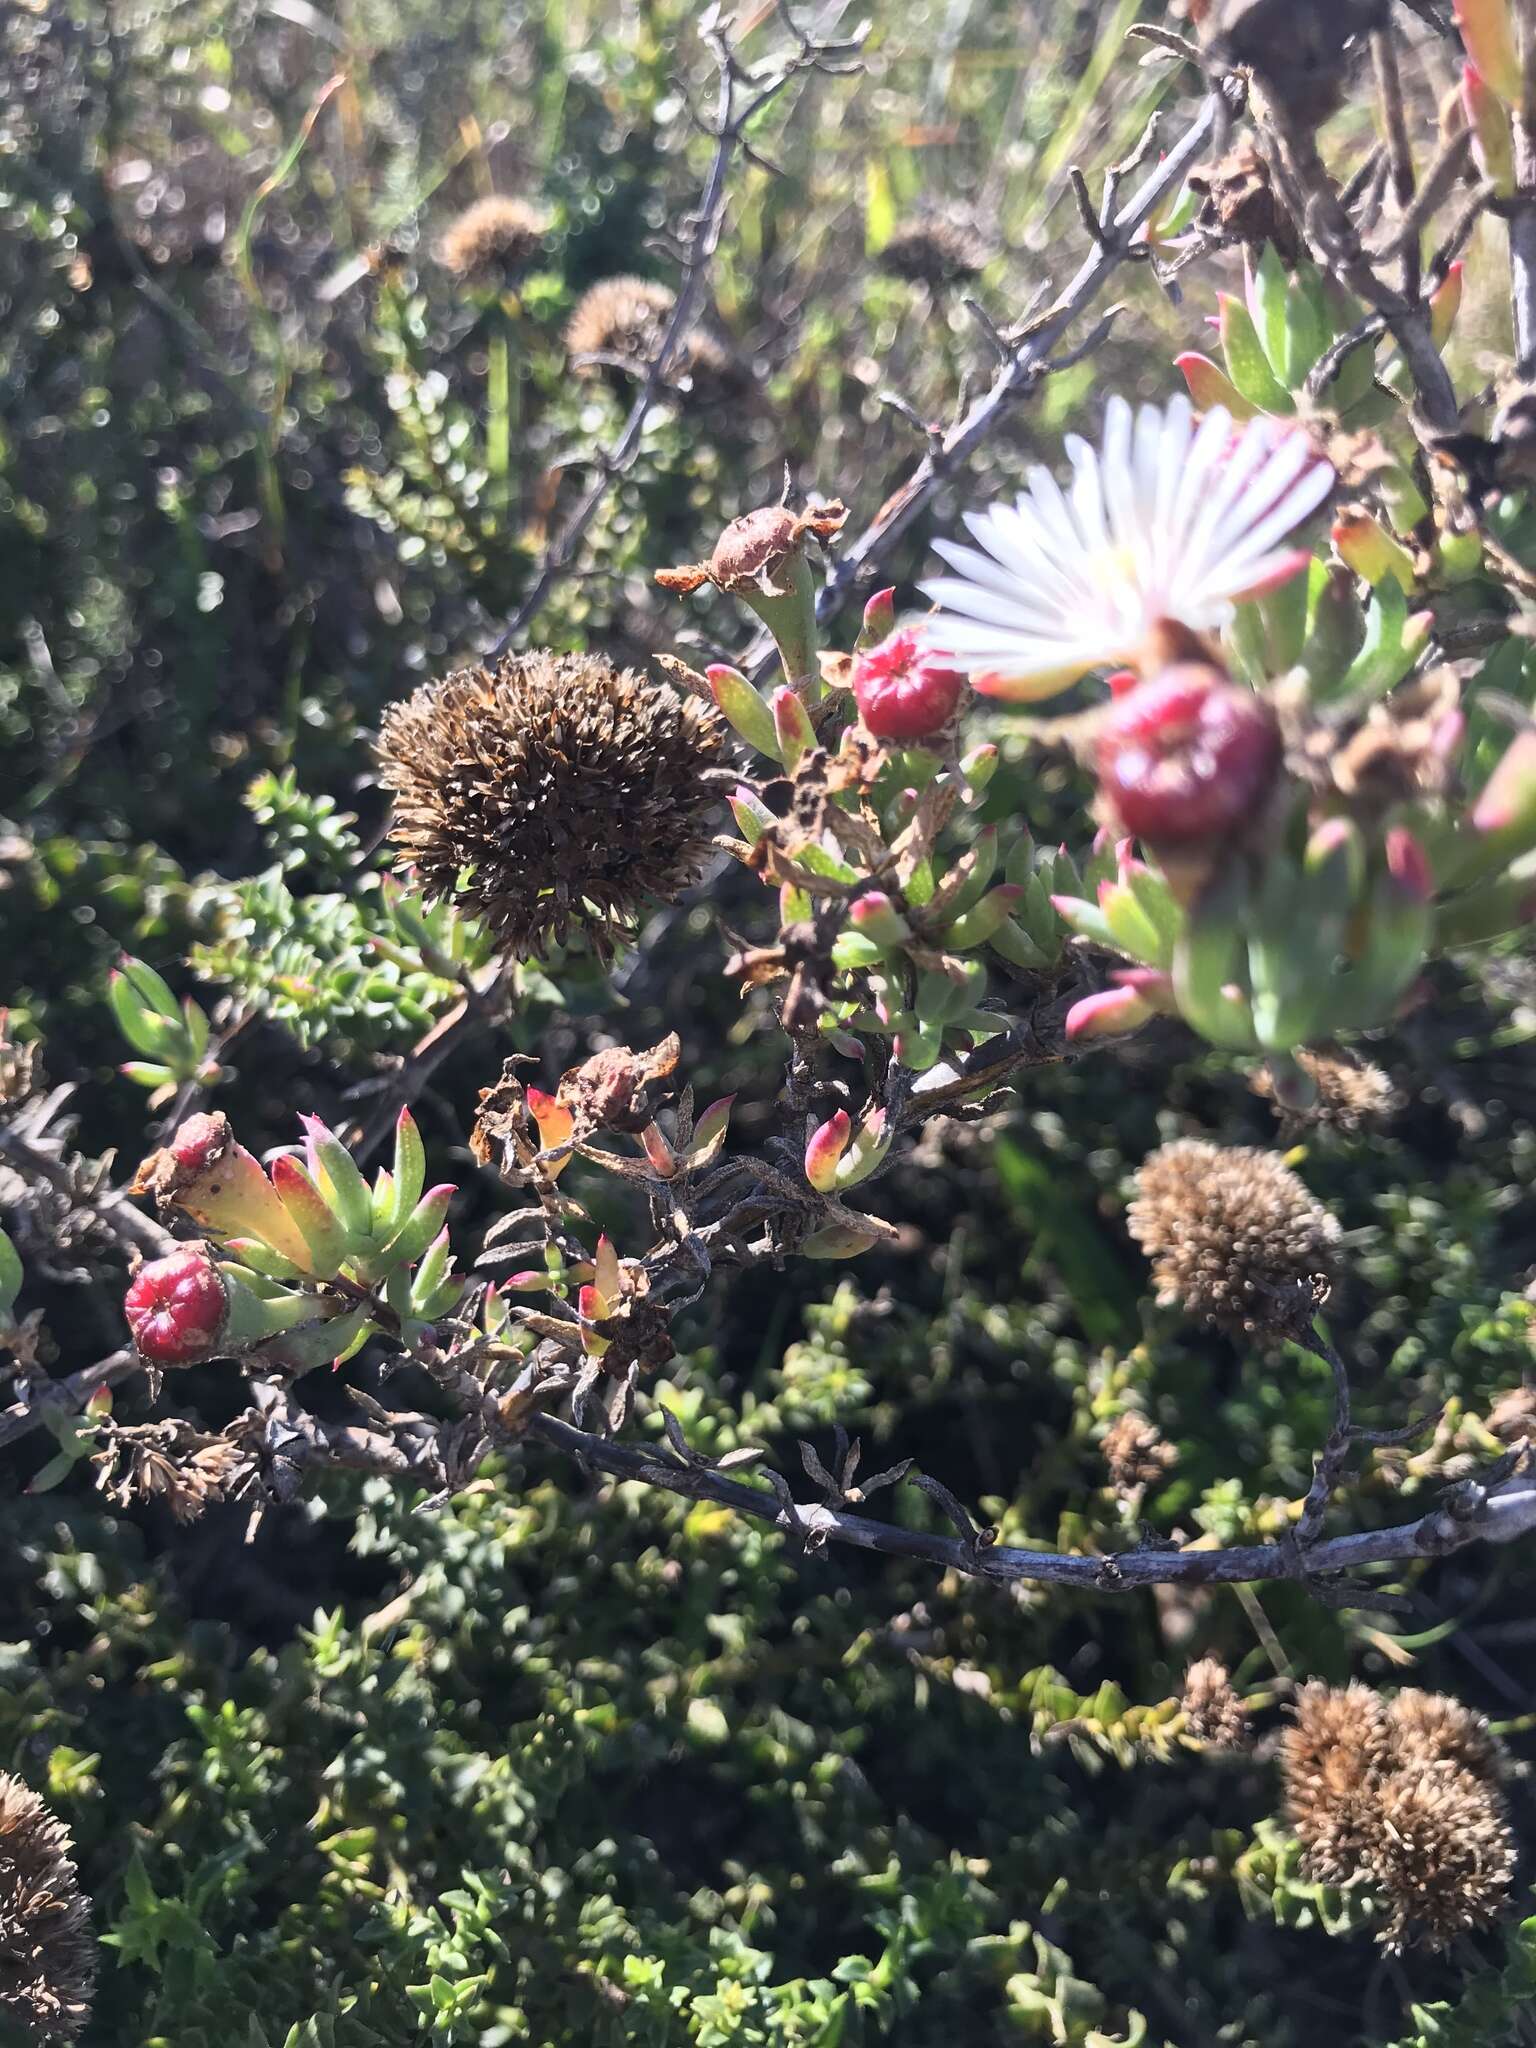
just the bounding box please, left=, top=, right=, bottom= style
left=488, top=5, right=864, bottom=655
left=741, top=92, right=1223, bottom=675
left=526, top=1413, right=1536, bottom=1604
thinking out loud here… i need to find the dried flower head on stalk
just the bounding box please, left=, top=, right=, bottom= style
left=436, top=196, right=548, bottom=283
left=0, top=1773, right=96, bottom=2042
left=378, top=652, right=725, bottom=960
left=1127, top=1139, right=1340, bottom=1335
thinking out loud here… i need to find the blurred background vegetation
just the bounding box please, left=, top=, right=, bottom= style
left=3, top=0, right=1536, bottom=2042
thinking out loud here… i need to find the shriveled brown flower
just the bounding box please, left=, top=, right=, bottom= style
left=1251, top=1049, right=1398, bottom=1133
left=1187, top=142, right=1299, bottom=260
left=0, top=1773, right=96, bottom=2042
left=1101, top=1411, right=1179, bottom=1494
left=1180, top=1656, right=1249, bottom=1749
left=1387, top=1687, right=1505, bottom=1782
left=877, top=213, right=993, bottom=288
left=1281, top=1680, right=1393, bottom=1885
left=565, top=276, right=674, bottom=374
left=656, top=501, right=849, bottom=600
left=1127, top=1139, right=1340, bottom=1335
left=91, top=1419, right=246, bottom=1524
left=1368, top=1766, right=1517, bottom=1952
left=436, top=195, right=547, bottom=283
left=377, top=653, right=724, bottom=960
left=1278, top=667, right=1462, bottom=819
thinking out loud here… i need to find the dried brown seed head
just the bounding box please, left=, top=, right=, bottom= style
left=1281, top=1680, right=1394, bottom=1884
left=377, top=653, right=724, bottom=960
left=1369, top=1766, right=1516, bottom=1953
left=1101, top=1411, right=1179, bottom=1494
left=1251, top=1049, right=1398, bottom=1133
left=0, top=1773, right=97, bottom=2042
left=1127, top=1139, right=1340, bottom=1336
left=877, top=212, right=993, bottom=288
left=1180, top=1656, right=1249, bottom=1749
left=1387, top=1688, right=1506, bottom=1783
left=565, top=275, right=675, bottom=374
left=436, top=196, right=548, bottom=283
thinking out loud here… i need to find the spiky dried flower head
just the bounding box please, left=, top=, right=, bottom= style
left=1180, top=1656, right=1249, bottom=1749
left=1127, top=1139, right=1340, bottom=1335
left=436, top=196, right=548, bottom=283
left=1387, top=1688, right=1506, bottom=1782
left=1101, top=1411, right=1179, bottom=1494
left=0, top=1773, right=96, bottom=2041
left=1251, top=1048, right=1398, bottom=1133
left=565, top=276, right=674, bottom=374
left=1281, top=1680, right=1393, bottom=1885
left=1369, top=1766, right=1516, bottom=1952
left=877, top=212, right=993, bottom=288
left=377, top=653, right=724, bottom=960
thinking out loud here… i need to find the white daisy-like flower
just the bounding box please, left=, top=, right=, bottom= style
left=920, top=394, right=1335, bottom=702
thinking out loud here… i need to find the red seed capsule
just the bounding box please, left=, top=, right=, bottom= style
left=1095, top=665, right=1280, bottom=847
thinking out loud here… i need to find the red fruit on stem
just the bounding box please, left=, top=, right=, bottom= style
left=852, top=629, right=965, bottom=742
left=1095, top=665, right=1280, bottom=848
left=124, top=1245, right=229, bottom=1365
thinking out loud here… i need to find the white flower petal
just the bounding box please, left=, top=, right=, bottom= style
left=921, top=397, right=1335, bottom=701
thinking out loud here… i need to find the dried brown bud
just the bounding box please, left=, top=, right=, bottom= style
left=1487, top=1384, right=1536, bottom=1443
left=1180, top=1656, right=1249, bottom=1749
left=0, top=1773, right=96, bottom=2042
left=377, top=654, right=724, bottom=960
left=876, top=212, right=993, bottom=289
left=1127, top=1140, right=1340, bottom=1336
left=436, top=196, right=547, bottom=283
left=1101, top=1411, right=1179, bottom=1494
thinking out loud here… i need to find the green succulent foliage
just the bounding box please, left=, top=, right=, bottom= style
left=185, top=775, right=500, bottom=1057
